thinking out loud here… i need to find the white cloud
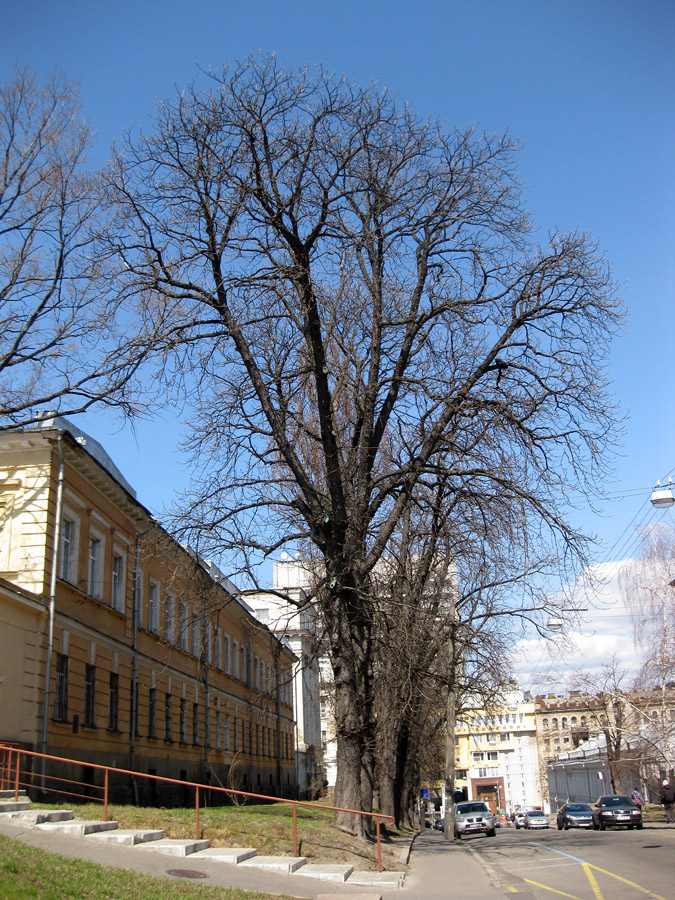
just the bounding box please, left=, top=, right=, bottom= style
left=511, top=559, right=638, bottom=693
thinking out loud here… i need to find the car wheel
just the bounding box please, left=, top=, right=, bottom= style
left=557, top=822, right=563, bottom=830
left=515, top=823, right=520, bottom=830
left=636, top=822, right=643, bottom=830
left=564, top=822, right=569, bottom=830
left=455, top=831, right=461, bottom=840
left=593, top=821, right=599, bottom=830
left=599, top=820, right=605, bottom=831
left=486, top=828, right=496, bottom=837
left=628, top=824, right=633, bottom=830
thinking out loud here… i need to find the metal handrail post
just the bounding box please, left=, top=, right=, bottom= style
left=14, top=751, right=20, bottom=800
left=195, top=786, right=200, bottom=840
left=293, top=804, right=298, bottom=857
left=376, top=819, right=382, bottom=872
left=104, top=769, right=109, bottom=821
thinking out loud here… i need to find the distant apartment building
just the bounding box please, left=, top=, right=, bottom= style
left=0, top=418, right=297, bottom=802
left=245, top=557, right=325, bottom=799
left=455, top=689, right=541, bottom=815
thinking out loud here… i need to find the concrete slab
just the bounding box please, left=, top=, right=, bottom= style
left=86, top=828, right=164, bottom=846
left=294, top=863, right=354, bottom=882
left=315, top=895, right=382, bottom=900
left=36, top=819, right=118, bottom=836
left=0, top=800, right=31, bottom=812
left=191, top=847, right=258, bottom=863
left=133, top=838, right=210, bottom=856
left=347, top=870, right=405, bottom=888
left=15, top=809, right=73, bottom=824
left=239, top=854, right=307, bottom=874
left=0, top=791, right=27, bottom=799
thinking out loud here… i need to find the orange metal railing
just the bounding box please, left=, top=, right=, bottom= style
left=0, top=744, right=395, bottom=871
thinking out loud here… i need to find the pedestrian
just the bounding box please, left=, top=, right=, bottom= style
left=660, top=779, right=675, bottom=823
left=631, top=789, right=643, bottom=808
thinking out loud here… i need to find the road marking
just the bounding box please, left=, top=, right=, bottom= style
left=510, top=862, right=580, bottom=872
left=586, top=863, right=669, bottom=900
left=582, top=864, right=605, bottom=900
left=522, top=880, right=584, bottom=899
left=526, top=841, right=669, bottom=900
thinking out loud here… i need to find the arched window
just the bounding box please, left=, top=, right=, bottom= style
left=542, top=718, right=549, bottom=729
left=571, top=716, right=577, bottom=726
left=552, top=717, right=559, bottom=730
left=562, top=717, right=567, bottom=729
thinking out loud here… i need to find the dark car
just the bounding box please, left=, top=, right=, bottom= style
left=592, top=795, right=643, bottom=830
left=556, top=803, right=593, bottom=830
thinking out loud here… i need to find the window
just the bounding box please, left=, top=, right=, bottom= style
left=59, top=517, right=77, bottom=583
left=486, top=733, right=497, bottom=743
left=542, top=718, right=549, bottom=729
left=215, top=709, right=221, bottom=750
left=108, top=673, right=119, bottom=731
left=500, top=732, right=510, bottom=741
left=223, top=634, right=230, bottom=673
left=83, top=665, right=96, bottom=728
left=214, top=628, right=221, bottom=669
left=88, top=535, right=103, bottom=598
left=473, top=752, right=484, bottom=762
left=165, top=694, right=172, bottom=741
left=473, top=733, right=484, bottom=743
left=552, top=718, right=559, bottom=730
left=148, top=582, right=159, bottom=634
left=571, top=716, right=577, bottom=726
left=192, top=702, right=200, bottom=745
left=54, top=654, right=68, bottom=721
left=179, top=699, right=187, bottom=743
left=179, top=602, right=188, bottom=650
left=224, top=714, right=230, bottom=751
left=241, top=646, right=247, bottom=683
left=562, top=717, right=568, bottom=729
left=164, top=597, right=174, bottom=643
left=131, top=681, right=139, bottom=736
left=233, top=711, right=238, bottom=751
left=192, top=616, right=201, bottom=658
left=486, top=751, right=498, bottom=761
left=111, top=553, right=124, bottom=612
left=233, top=641, right=240, bottom=679
left=148, top=688, right=157, bottom=738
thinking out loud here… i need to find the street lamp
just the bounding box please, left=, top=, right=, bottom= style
left=650, top=479, right=675, bottom=509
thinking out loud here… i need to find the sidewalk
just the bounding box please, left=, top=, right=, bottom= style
left=380, top=829, right=514, bottom=900
left=0, top=814, right=513, bottom=900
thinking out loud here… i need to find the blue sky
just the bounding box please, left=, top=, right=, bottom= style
left=4, top=1, right=674, bottom=596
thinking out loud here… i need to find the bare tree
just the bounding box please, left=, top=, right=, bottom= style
left=106, top=56, right=622, bottom=827
left=0, top=67, right=149, bottom=427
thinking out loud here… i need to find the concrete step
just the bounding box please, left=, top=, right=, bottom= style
left=294, top=863, right=355, bottom=882
left=15, top=809, right=74, bottom=824
left=191, top=847, right=258, bottom=864
left=0, top=790, right=27, bottom=799
left=239, top=855, right=307, bottom=874
left=87, top=828, right=165, bottom=846
left=0, top=800, right=31, bottom=812
left=133, top=838, right=210, bottom=856
left=36, top=819, right=118, bottom=836
left=347, top=870, right=406, bottom=888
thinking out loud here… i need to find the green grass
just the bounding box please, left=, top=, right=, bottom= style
left=32, top=798, right=408, bottom=872
left=0, top=834, right=296, bottom=900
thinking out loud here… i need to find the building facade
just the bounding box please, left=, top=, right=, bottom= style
left=245, top=558, right=325, bottom=799
left=0, top=418, right=297, bottom=802
left=455, top=689, right=541, bottom=816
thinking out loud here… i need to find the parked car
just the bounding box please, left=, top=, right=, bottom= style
left=514, top=810, right=527, bottom=829
left=524, top=810, right=549, bottom=829
left=592, top=795, right=643, bottom=830
left=454, top=801, right=497, bottom=839
left=556, top=803, right=593, bottom=830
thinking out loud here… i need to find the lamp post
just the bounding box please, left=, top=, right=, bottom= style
left=650, top=479, right=675, bottom=509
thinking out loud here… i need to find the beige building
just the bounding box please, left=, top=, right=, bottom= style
left=455, top=689, right=541, bottom=815
left=0, top=418, right=297, bottom=802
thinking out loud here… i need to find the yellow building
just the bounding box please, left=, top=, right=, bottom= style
left=0, top=418, right=297, bottom=802
left=455, top=689, right=541, bottom=816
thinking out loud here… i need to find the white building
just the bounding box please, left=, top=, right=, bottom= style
left=245, top=557, right=325, bottom=798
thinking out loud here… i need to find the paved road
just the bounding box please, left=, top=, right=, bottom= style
left=463, top=823, right=675, bottom=899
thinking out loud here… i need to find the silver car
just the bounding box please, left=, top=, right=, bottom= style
left=454, top=801, right=497, bottom=839
left=524, top=809, right=549, bottom=829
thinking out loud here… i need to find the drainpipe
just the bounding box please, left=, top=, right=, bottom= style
left=41, top=435, right=65, bottom=790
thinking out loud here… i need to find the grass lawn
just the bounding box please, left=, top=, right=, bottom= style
left=30, top=798, right=409, bottom=872
left=0, top=834, right=297, bottom=900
